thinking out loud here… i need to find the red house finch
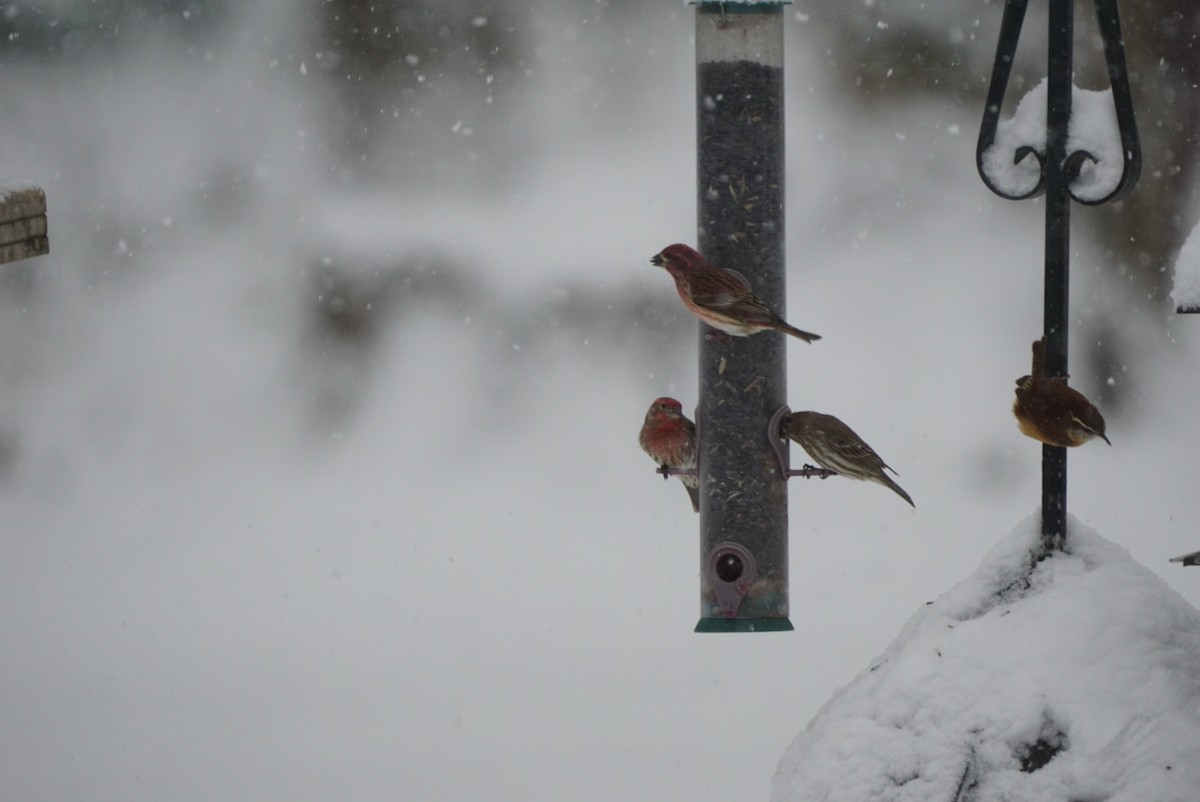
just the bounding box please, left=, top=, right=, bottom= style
left=782, top=410, right=914, bottom=507
left=638, top=397, right=699, bottom=512
left=649, top=243, right=820, bottom=342
left=1013, top=337, right=1110, bottom=447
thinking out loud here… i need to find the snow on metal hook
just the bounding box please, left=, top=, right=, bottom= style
left=976, top=0, right=1141, bottom=206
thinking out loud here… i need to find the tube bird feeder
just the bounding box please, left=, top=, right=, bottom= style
left=692, top=1, right=791, bottom=632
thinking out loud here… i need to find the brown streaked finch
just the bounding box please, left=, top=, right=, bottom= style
left=638, top=397, right=700, bottom=513
left=1013, top=337, right=1110, bottom=448
left=782, top=410, right=914, bottom=507
left=649, top=243, right=821, bottom=342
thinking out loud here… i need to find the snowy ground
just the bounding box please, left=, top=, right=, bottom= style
left=772, top=515, right=1200, bottom=802
left=1, top=4, right=1199, bottom=802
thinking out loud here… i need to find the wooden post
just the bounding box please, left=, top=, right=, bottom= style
left=0, top=185, right=49, bottom=265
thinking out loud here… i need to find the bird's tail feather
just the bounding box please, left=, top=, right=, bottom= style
left=776, top=321, right=821, bottom=343
left=881, top=475, right=915, bottom=508
left=1031, top=336, right=1046, bottom=380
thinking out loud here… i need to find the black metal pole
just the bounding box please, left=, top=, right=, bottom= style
left=1041, top=0, right=1072, bottom=549
left=978, top=0, right=1140, bottom=555
left=694, top=4, right=791, bottom=632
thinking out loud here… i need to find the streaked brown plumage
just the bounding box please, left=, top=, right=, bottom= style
left=638, top=397, right=699, bottom=512
left=649, top=243, right=820, bottom=342
left=782, top=411, right=914, bottom=507
left=1013, top=337, right=1110, bottom=447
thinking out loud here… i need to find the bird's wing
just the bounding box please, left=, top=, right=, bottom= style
left=721, top=267, right=753, bottom=293
left=823, top=423, right=889, bottom=471
left=688, top=266, right=754, bottom=309
left=681, top=416, right=697, bottom=439
left=720, top=296, right=780, bottom=325
left=832, top=435, right=885, bottom=467
left=687, top=265, right=787, bottom=328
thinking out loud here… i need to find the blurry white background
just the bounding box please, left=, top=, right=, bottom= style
left=1, top=1, right=1198, bottom=799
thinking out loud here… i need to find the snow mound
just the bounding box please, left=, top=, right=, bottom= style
left=772, top=514, right=1200, bottom=802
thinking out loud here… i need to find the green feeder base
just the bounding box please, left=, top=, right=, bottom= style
left=694, top=617, right=794, bottom=633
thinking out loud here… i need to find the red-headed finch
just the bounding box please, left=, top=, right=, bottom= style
left=649, top=243, right=820, bottom=342
left=638, top=397, right=699, bottom=512
left=782, top=410, right=914, bottom=507
left=1013, top=337, right=1110, bottom=447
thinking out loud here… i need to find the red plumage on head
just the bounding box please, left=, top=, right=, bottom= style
left=638, top=397, right=699, bottom=512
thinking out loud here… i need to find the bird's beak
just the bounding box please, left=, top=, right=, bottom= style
left=649, top=253, right=665, bottom=267
left=1101, top=433, right=1111, bottom=445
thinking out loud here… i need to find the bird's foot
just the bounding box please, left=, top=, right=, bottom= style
left=784, top=465, right=837, bottom=479
left=801, top=464, right=838, bottom=480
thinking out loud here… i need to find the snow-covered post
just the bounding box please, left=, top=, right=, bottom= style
left=977, top=0, right=1140, bottom=552
left=0, top=184, right=48, bottom=265
left=692, top=1, right=791, bottom=632
left=1170, top=220, right=1200, bottom=314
